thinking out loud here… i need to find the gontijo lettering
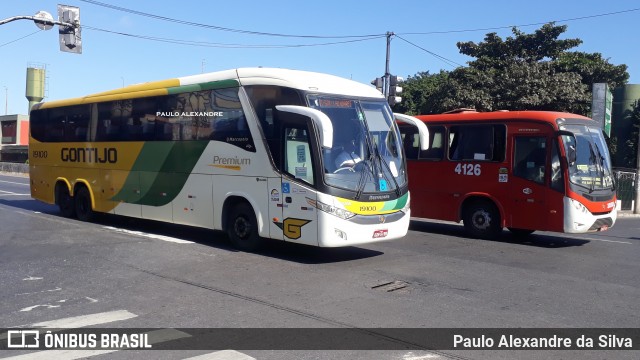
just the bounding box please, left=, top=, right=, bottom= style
left=61, top=147, right=117, bottom=163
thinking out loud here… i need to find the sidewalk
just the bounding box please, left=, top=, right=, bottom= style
left=617, top=210, right=640, bottom=218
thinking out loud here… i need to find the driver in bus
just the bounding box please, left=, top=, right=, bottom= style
left=334, top=139, right=362, bottom=170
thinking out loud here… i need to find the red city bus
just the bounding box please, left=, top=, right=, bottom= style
left=398, top=110, right=617, bottom=238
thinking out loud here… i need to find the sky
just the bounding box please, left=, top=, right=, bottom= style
left=1, top=0, right=638, bottom=115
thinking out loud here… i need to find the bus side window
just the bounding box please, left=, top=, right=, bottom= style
left=418, top=125, right=445, bottom=160
left=284, top=126, right=314, bottom=185
left=449, top=124, right=503, bottom=161
left=514, top=136, right=547, bottom=184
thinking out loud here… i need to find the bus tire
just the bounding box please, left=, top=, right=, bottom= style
left=75, top=186, right=95, bottom=222
left=227, top=203, right=262, bottom=252
left=507, top=227, right=535, bottom=237
left=56, top=183, right=75, bottom=218
left=462, top=200, right=502, bottom=239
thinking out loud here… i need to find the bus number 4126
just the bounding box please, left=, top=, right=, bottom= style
left=454, top=163, right=481, bottom=176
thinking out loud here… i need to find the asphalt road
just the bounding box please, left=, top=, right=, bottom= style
left=0, top=173, right=638, bottom=360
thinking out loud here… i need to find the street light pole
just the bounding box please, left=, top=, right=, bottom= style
left=635, top=127, right=640, bottom=214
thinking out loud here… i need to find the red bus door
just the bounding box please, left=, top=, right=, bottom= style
left=509, top=136, right=549, bottom=231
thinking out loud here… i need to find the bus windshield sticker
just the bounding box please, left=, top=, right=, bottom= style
left=379, top=179, right=388, bottom=191
left=282, top=183, right=290, bottom=194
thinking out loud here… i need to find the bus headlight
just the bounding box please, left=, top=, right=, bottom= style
left=306, top=198, right=355, bottom=220
left=569, top=198, right=589, bottom=214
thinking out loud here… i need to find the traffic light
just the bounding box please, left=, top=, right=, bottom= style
left=58, top=4, right=81, bottom=54
left=370, top=77, right=384, bottom=94
left=388, top=75, right=403, bottom=106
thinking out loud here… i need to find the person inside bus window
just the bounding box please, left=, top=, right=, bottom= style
left=334, top=139, right=362, bottom=170
left=333, top=119, right=363, bottom=171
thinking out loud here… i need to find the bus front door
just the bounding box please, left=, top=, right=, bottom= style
left=279, top=122, right=318, bottom=246
left=509, top=136, right=549, bottom=231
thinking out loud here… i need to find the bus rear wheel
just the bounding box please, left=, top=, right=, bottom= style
left=227, top=203, right=262, bottom=252
left=56, top=184, right=75, bottom=218
left=75, top=186, right=95, bottom=222
left=463, top=200, right=502, bottom=239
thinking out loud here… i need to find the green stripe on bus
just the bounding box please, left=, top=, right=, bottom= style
left=381, top=192, right=408, bottom=211
left=135, top=141, right=210, bottom=206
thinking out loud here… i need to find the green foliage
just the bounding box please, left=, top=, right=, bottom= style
left=622, top=100, right=640, bottom=168
left=404, top=23, right=629, bottom=117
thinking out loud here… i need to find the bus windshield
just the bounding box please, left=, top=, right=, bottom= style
left=308, top=96, right=406, bottom=195
left=560, top=123, right=614, bottom=191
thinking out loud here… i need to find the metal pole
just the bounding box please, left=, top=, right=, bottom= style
left=384, top=32, right=393, bottom=98
left=635, top=127, right=640, bottom=214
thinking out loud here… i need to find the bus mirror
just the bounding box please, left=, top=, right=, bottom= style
left=394, top=113, right=429, bottom=151
left=276, top=105, right=333, bottom=149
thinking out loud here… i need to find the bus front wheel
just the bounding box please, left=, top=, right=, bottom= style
left=463, top=200, right=502, bottom=239
left=227, top=203, right=262, bottom=252
left=56, top=184, right=75, bottom=218
left=75, top=186, right=95, bottom=222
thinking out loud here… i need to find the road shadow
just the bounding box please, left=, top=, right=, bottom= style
left=409, top=220, right=590, bottom=248
left=0, top=196, right=383, bottom=264
left=0, top=198, right=58, bottom=214
left=94, top=214, right=384, bottom=264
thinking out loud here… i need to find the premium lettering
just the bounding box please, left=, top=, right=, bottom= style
left=61, top=147, right=117, bottom=163
left=212, top=155, right=250, bottom=166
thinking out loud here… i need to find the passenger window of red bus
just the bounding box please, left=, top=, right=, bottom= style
left=418, top=125, right=445, bottom=160
left=514, top=136, right=547, bottom=184
left=449, top=125, right=495, bottom=161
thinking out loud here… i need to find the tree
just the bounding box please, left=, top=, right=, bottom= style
left=621, top=100, right=640, bottom=168
left=393, top=70, right=449, bottom=115
left=407, top=23, right=629, bottom=115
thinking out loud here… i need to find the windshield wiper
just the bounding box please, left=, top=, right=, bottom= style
left=374, top=145, right=401, bottom=197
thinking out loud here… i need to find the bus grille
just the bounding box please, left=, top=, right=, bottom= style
left=588, top=218, right=614, bottom=231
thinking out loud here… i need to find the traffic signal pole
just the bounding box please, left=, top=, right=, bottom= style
left=384, top=32, right=393, bottom=98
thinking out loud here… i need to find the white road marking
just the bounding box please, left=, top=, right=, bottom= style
left=0, top=329, right=191, bottom=360
left=22, top=276, right=43, bottom=281
left=560, top=235, right=632, bottom=244
left=85, top=297, right=98, bottom=303
left=16, top=287, right=62, bottom=296
left=0, top=193, right=30, bottom=196
left=402, top=353, right=441, bottom=360
left=103, top=226, right=194, bottom=244
left=19, top=304, right=61, bottom=312
left=183, top=350, right=257, bottom=360
left=0, top=179, right=29, bottom=186
left=30, top=309, right=137, bottom=328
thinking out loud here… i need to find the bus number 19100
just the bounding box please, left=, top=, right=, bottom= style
left=454, top=163, right=481, bottom=176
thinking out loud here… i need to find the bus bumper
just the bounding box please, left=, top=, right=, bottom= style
left=316, top=209, right=410, bottom=247
left=563, top=197, right=617, bottom=233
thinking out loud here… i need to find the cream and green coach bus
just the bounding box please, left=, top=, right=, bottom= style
left=29, top=68, right=429, bottom=250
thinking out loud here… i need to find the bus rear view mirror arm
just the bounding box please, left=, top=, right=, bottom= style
left=276, top=105, right=333, bottom=149
left=394, top=113, right=430, bottom=151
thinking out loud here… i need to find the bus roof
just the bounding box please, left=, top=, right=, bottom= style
left=33, top=68, right=383, bottom=110
left=413, top=110, right=592, bottom=124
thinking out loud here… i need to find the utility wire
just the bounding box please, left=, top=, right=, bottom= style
left=79, top=0, right=639, bottom=39
left=398, top=8, right=640, bottom=35
left=395, top=35, right=463, bottom=68
left=82, top=25, right=385, bottom=48
left=0, top=29, right=43, bottom=48
left=78, top=0, right=383, bottom=39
